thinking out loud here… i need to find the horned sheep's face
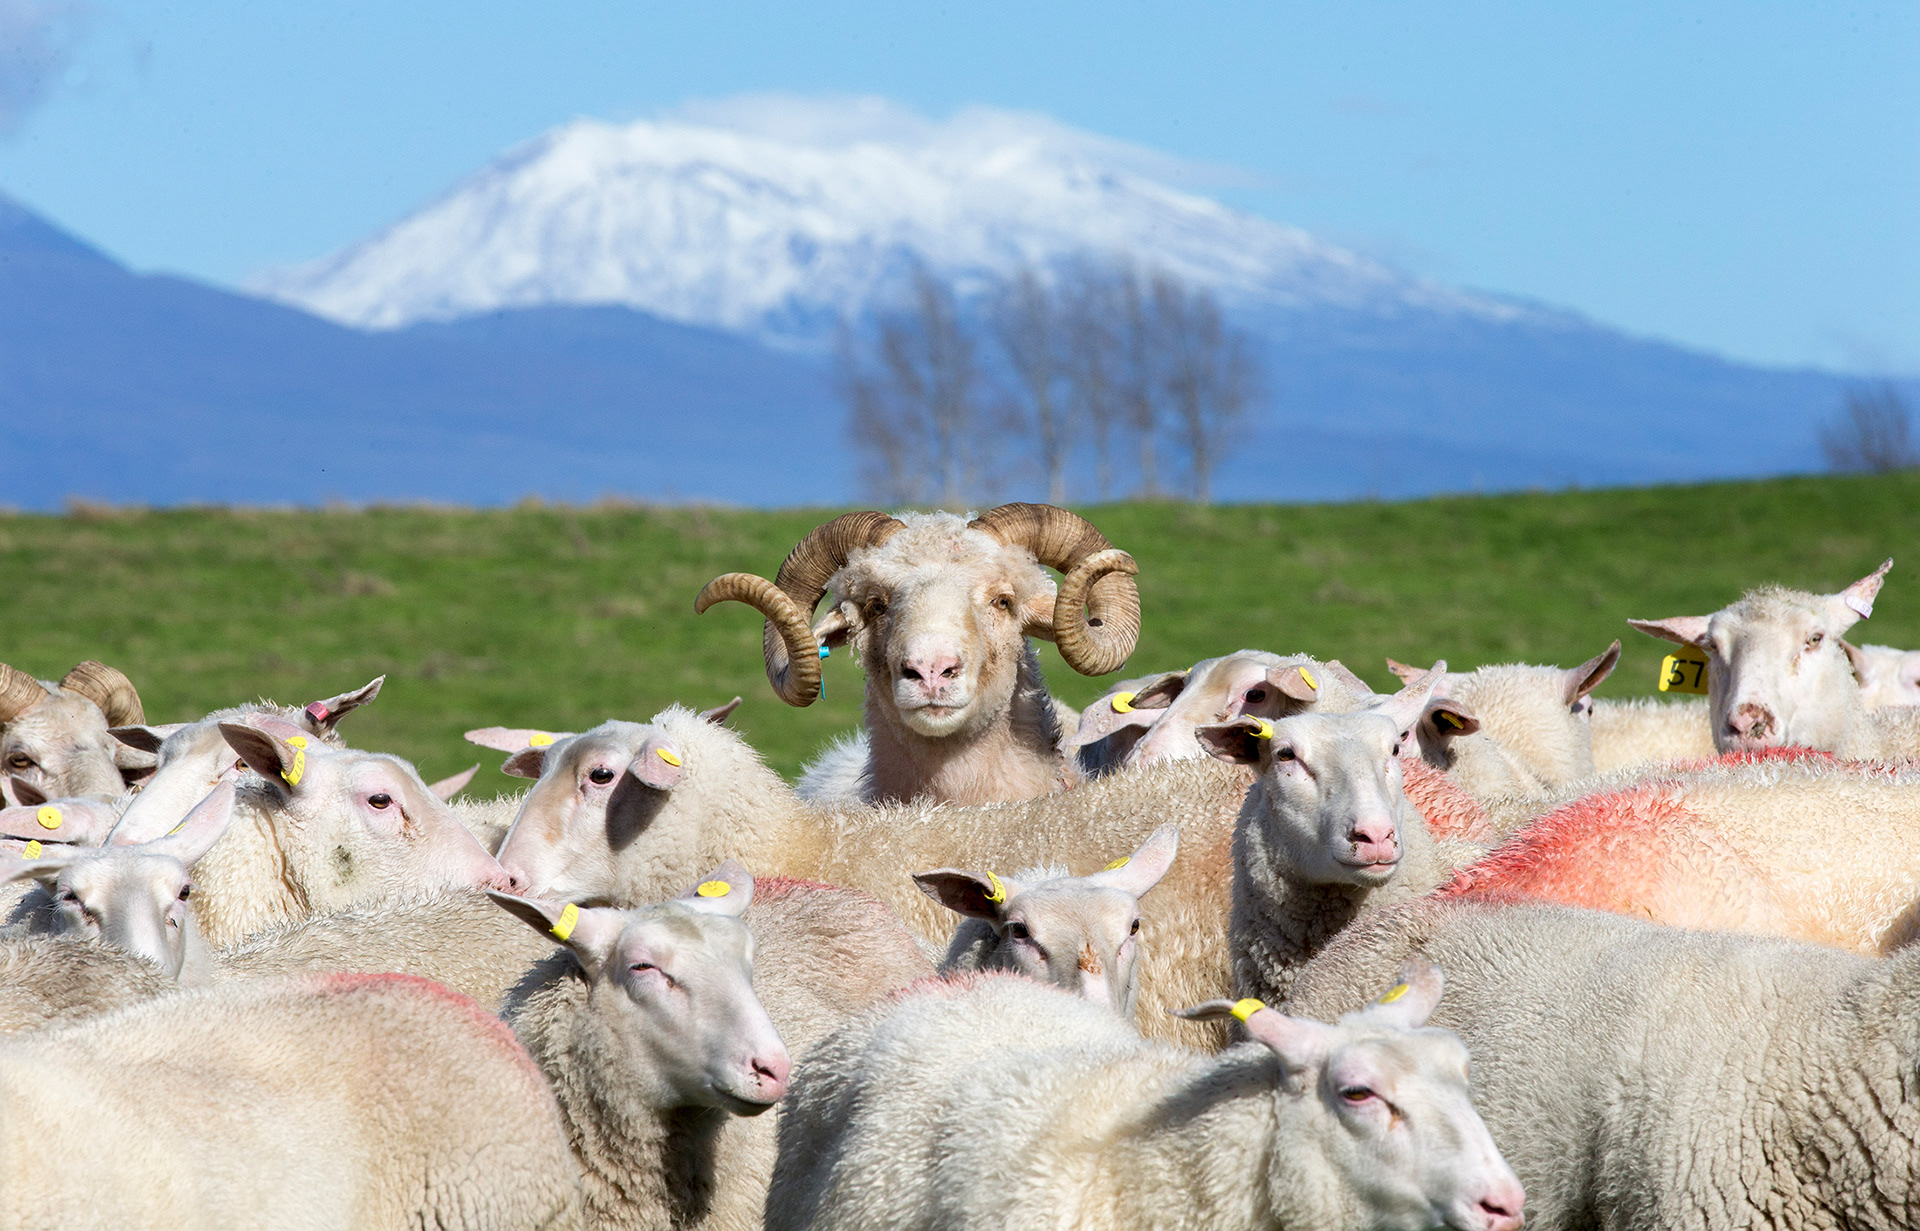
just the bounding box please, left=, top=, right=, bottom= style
left=1, top=690, right=131, bottom=801
left=823, top=522, right=1057, bottom=740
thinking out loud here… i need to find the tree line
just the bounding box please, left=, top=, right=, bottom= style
left=837, top=258, right=1264, bottom=507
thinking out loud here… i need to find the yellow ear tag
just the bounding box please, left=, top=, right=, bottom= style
left=22, top=840, right=42, bottom=859
left=1434, top=711, right=1465, bottom=731
left=1298, top=667, right=1318, bottom=691
left=528, top=732, right=556, bottom=748
left=551, top=902, right=579, bottom=941
left=1250, top=718, right=1274, bottom=740
left=656, top=747, right=683, bottom=768
left=983, top=870, right=1007, bottom=905
left=1110, top=691, right=1137, bottom=714
left=284, top=735, right=308, bottom=749
left=695, top=880, right=730, bottom=898
left=281, top=749, right=305, bottom=787
left=35, top=806, right=62, bottom=831
left=1230, top=997, right=1265, bottom=1022
left=1658, top=646, right=1710, bottom=695
left=1103, top=855, right=1131, bottom=871
left=1379, top=982, right=1411, bottom=1004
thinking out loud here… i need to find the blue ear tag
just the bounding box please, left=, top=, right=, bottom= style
left=819, top=645, right=830, bottom=698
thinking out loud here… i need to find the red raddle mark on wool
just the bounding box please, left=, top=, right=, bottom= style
left=755, top=875, right=851, bottom=899
left=1440, top=784, right=1706, bottom=910
left=1400, top=758, right=1494, bottom=843
left=304, top=972, right=541, bottom=1077
left=1669, top=747, right=1837, bottom=772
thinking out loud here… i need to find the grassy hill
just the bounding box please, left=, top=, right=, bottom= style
left=2, top=474, right=1913, bottom=796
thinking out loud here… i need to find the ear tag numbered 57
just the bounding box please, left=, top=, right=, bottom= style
left=1658, top=646, right=1710, bottom=695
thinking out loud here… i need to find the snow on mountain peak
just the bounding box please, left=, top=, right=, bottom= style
left=252, top=94, right=1511, bottom=339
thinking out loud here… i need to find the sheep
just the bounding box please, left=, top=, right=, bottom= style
left=1068, top=650, right=1377, bottom=772
left=1629, top=557, right=1920, bottom=757
left=1285, top=898, right=1920, bottom=1230
left=1587, top=695, right=1713, bottom=772
left=1846, top=640, right=1920, bottom=707
left=0, top=789, right=120, bottom=847
left=492, top=864, right=932, bottom=1231
left=0, top=971, right=581, bottom=1228
left=695, top=503, right=1141, bottom=804
left=2, top=781, right=234, bottom=979
left=178, top=715, right=516, bottom=946
left=491, top=678, right=1446, bottom=1048
left=0, top=935, right=172, bottom=1033
left=911, top=823, right=1180, bottom=1019
left=1440, top=750, right=1920, bottom=953
left=1387, top=643, right=1619, bottom=801
left=1190, top=667, right=1477, bottom=1006
left=763, top=963, right=1525, bottom=1231
left=0, top=660, right=153, bottom=804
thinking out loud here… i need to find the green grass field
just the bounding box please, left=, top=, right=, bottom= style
left=3, top=474, right=1914, bottom=795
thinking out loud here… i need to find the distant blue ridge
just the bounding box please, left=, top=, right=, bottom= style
left=0, top=192, right=1900, bottom=510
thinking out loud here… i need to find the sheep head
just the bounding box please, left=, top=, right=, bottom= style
left=0, top=661, right=152, bottom=802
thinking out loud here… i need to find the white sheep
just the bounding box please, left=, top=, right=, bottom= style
left=0, top=935, right=170, bottom=1032
left=764, top=963, right=1524, bottom=1231
left=0, top=972, right=581, bottom=1228
left=1845, top=640, right=1920, bottom=707
left=696, top=503, right=1140, bottom=804
left=1629, top=558, right=1920, bottom=757
left=912, top=823, right=1180, bottom=1019
left=1287, top=898, right=1920, bottom=1228
left=1586, top=695, right=1713, bottom=772
left=0, top=660, right=152, bottom=803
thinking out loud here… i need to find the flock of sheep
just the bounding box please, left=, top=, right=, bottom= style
left=1, top=500, right=1918, bottom=1230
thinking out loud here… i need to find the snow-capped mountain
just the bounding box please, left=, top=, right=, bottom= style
left=254, top=95, right=1517, bottom=340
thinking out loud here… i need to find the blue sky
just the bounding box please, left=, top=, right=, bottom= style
left=1, top=0, right=1914, bottom=373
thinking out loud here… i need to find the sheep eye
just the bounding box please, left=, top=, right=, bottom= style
left=1005, top=921, right=1031, bottom=940
left=588, top=767, right=616, bottom=785
left=1807, top=633, right=1824, bottom=650
left=59, top=889, right=81, bottom=904
left=864, top=598, right=888, bottom=618
left=1339, top=1086, right=1375, bottom=1104
left=1275, top=747, right=1297, bottom=762
left=1245, top=689, right=1266, bottom=703
left=5, top=754, right=30, bottom=768
left=178, top=885, right=192, bottom=901
left=1129, top=918, right=1141, bottom=935
left=993, top=594, right=1012, bottom=611
left=367, top=793, right=393, bottom=809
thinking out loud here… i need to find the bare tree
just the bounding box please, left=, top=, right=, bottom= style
left=1114, top=265, right=1161, bottom=498
left=1152, top=274, right=1258, bottom=504
left=1821, top=385, right=1919, bottom=474
left=840, top=261, right=991, bottom=508
left=1057, top=259, right=1125, bottom=502
left=991, top=265, right=1072, bottom=504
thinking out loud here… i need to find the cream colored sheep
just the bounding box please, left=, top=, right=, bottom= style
left=0, top=660, right=151, bottom=804
left=1587, top=695, right=1713, bottom=772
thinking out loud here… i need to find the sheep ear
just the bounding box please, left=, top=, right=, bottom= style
left=485, top=892, right=626, bottom=975
left=912, top=869, right=1015, bottom=921
left=628, top=734, right=686, bottom=790
left=1268, top=665, right=1320, bottom=703
left=6, top=777, right=47, bottom=807
left=1173, top=999, right=1333, bottom=1073
left=427, top=764, right=479, bottom=801
left=1841, top=639, right=1871, bottom=682
left=1065, top=680, right=1172, bottom=749
left=0, top=852, right=84, bottom=889
left=812, top=606, right=856, bottom=649
left=1374, top=663, right=1446, bottom=733
left=1833, top=558, right=1893, bottom=625
left=699, top=697, right=743, bottom=726
left=1087, top=824, right=1179, bottom=898
left=1364, top=957, right=1445, bottom=1029
left=678, top=860, right=753, bottom=917
left=218, top=722, right=307, bottom=790
left=500, top=749, right=548, bottom=779
left=108, top=725, right=172, bottom=755
left=302, top=675, right=384, bottom=735
left=1129, top=672, right=1188, bottom=710
left=1564, top=641, right=1621, bottom=704
left=1627, top=616, right=1711, bottom=648
left=1420, top=698, right=1481, bottom=743
left=144, top=780, right=235, bottom=866
left=1384, top=658, right=1422, bottom=683
left=1319, top=660, right=1375, bottom=698
left=1193, top=718, right=1268, bottom=765
left=466, top=727, right=569, bottom=753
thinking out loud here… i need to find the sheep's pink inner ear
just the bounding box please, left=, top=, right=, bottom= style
left=1270, top=666, right=1319, bottom=702
left=699, top=697, right=743, bottom=726
left=629, top=737, right=685, bottom=790
left=1565, top=641, right=1621, bottom=703
left=1241, top=1008, right=1334, bottom=1073
left=1384, top=657, right=1421, bottom=682
left=218, top=723, right=296, bottom=784
left=500, top=748, right=547, bottom=779
left=427, top=764, right=479, bottom=801
left=1129, top=673, right=1188, bottom=710
left=1423, top=701, right=1480, bottom=740
left=1838, top=558, right=1894, bottom=620
left=911, top=869, right=1009, bottom=921
left=1627, top=616, right=1711, bottom=648
left=1366, top=958, right=1445, bottom=1028
left=1193, top=721, right=1264, bottom=765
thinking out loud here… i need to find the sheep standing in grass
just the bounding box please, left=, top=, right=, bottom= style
left=697, top=503, right=1140, bottom=804
left=912, top=824, right=1179, bottom=1019
left=765, top=962, right=1524, bottom=1231
left=0, top=660, right=152, bottom=803
left=1288, top=898, right=1920, bottom=1229
left=1629, top=557, right=1920, bottom=756
left=0, top=972, right=581, bottom=1229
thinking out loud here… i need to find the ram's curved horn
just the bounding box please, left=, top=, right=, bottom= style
left=695, top=511, right=904, bottom=706
left=969, top=503, right=1141, bottom=676
left=59, top=661, right=146, bottom=726
left=0, top=665, right=51, bottom=725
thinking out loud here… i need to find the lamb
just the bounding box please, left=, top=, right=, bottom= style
left=1068, top=650, right=1377, bottom=772
left=174, top=715, right=516, bottom=945
left=1846, top=640, right=1920, bottom=707
left=696, top=503, right=1141, bottom=804
left=490, top=677, right=1445, bottom=1047
left=0, top=659, right=152, bottom=803
left=1587, top=695, right=1713, bottom=772
left=1629, top=557, right=1920, bottom=757
left=0, top=972, right=581, bottom=1228
left=911, top=823, right=1180, bottom=1019
left=1192, top=669, right=1475, bottom=1006
left=493, top=864, right=932, bottom=1231
left=763, top=963, right=1524, bottom=1231
left=1441, top=750, right=1920, bottom=953
left=1286, top=898, right=1920, bottom=1229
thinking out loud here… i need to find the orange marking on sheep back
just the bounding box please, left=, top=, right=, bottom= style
left=1669, top=747, right=1838, bottom=772
left=1441, top=784, right=1708, bottom=913
left=1400, top=758, right=1494, bottom=843
left=754, top=875, right=851, bottom=898
left=303, top=972, right=542, bottom=1077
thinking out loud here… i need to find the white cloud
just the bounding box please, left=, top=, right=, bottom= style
left=0, top=0, right=88, bottom=135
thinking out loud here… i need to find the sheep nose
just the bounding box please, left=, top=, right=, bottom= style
left=901, top=654, right=962, bottom=684
left=1475, top=1179, right=1525, bottom=1231
left=751, top=1052, right=791, bottom=1100
left=1347, top=815, right=1396, bottom=849
left=1727, top=702, right=1775, bottom=741
left=493, top=865, right=532, bottom=896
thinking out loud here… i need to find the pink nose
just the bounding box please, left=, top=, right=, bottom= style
left=750, top=1052, right=792, bottom=1101
left=485, top=862, right=530, bottom=895
left=1475, top=1178, right=1525, bottom=1231
left=900, top=654, right=962, bottom=687
left=1347, top=815, right=1398, bottom=861
left=1727, top=701, right=1776, bottom=742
